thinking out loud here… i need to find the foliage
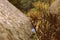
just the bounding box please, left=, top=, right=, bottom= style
left=26, top=0, right=58, bottom=40
left=32, top=1, right=49, bottom=11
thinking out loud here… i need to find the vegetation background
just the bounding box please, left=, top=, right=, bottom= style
left=8, top=0, right=60, bottom=40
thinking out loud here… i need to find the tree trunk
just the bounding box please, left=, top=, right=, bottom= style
left=0, top=0, right=32, bottom=40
